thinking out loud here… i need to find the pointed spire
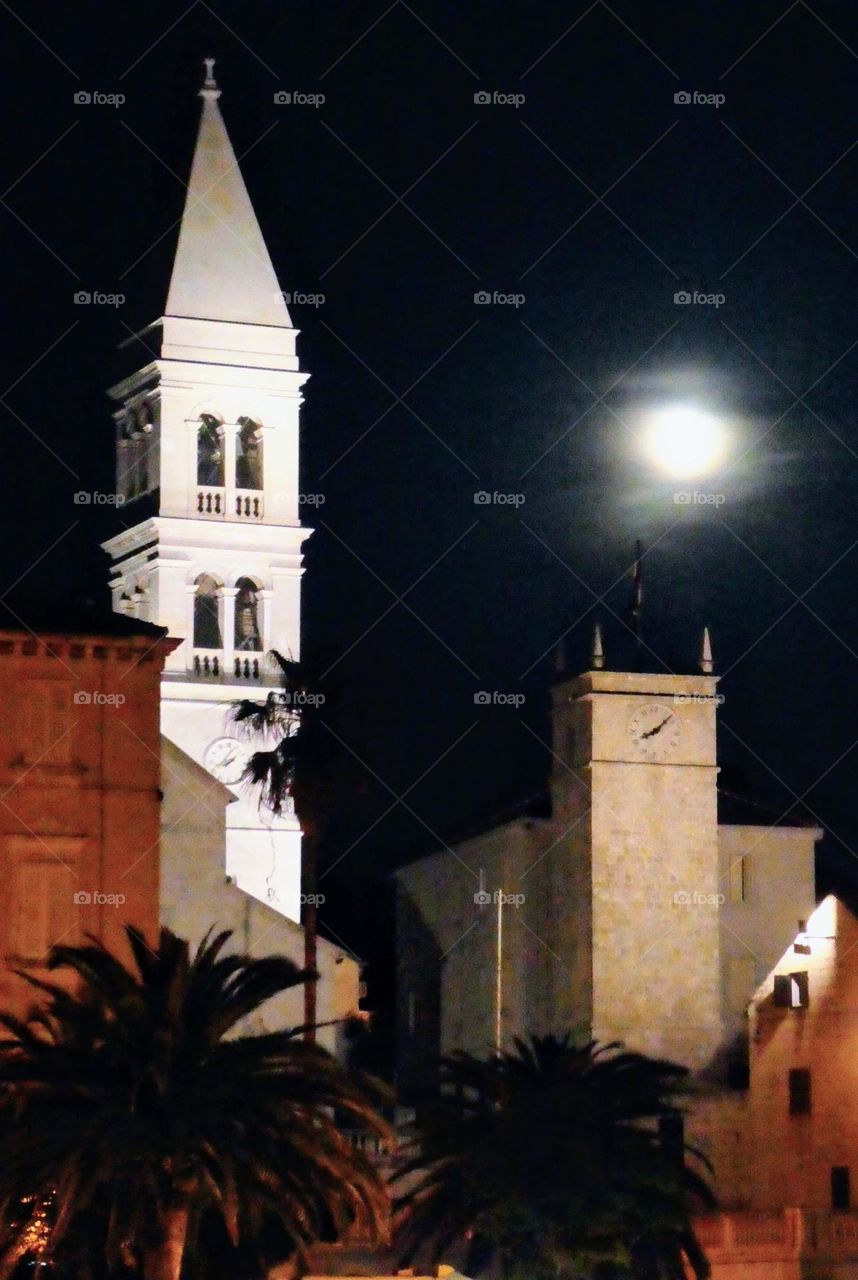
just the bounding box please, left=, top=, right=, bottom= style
left=591, top=621, right=605, bottom=670
left=700, top=626, right=714, bottom=674
left=165, top=60, right=293, bottom=328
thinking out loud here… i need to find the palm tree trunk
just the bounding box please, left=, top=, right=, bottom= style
left=143, top=1204, right=189, bottom=1280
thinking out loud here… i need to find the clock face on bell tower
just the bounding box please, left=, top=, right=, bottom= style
left=627, top=702, right=683, bottom=761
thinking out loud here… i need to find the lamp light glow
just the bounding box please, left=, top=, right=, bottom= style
left=641, top=404, right=728, bottom=479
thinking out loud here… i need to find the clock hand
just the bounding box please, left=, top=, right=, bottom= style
left=641, top=714, right=673, bottom=740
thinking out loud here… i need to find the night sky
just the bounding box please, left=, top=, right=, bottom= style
left=3, top=1, right=858, bottom=999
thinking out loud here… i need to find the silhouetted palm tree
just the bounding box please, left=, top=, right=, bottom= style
left=0, top=927, right=391, bottom=1280
left=393, top=1035, right=713, bottom=1280
left=232, top=652, right=367, bottom=1039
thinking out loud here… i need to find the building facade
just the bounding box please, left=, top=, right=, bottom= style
left=0, top=604, right=176, bottom=1016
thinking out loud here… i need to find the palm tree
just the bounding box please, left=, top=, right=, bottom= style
left=0, top=927, right=391, bottom=1280
left=232, top=652, right=367, bottom=1040
left=392, top=1035, right=713, bottom=1280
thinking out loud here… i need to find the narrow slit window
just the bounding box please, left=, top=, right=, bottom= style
left=789, top=1068, right=811, bottom=1115
left=832, top=1167, right=851, bottom=1211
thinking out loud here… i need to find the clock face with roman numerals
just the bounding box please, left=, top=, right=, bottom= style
left=627, top=703, right=683, bottom=761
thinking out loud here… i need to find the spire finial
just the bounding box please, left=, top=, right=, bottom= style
left=591, top=621, right=605, bottom=670
left=700, top=626, right=714, bottom=674
left=201, top=57, right=221, bottom=100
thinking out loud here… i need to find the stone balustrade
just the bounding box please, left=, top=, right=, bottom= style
left=696, top=1209, right=858, bottom=1261
left=195, top=486, right=263, bottom=519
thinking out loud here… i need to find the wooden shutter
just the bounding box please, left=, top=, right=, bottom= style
left=13, top=861, right=75, bottom=961
left=24, top=682, right=73, bottom=764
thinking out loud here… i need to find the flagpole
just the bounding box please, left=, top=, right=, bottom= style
left=631, top=539, right=644, bottom=671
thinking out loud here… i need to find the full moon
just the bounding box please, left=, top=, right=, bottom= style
left=640, top=404, right=729, bottom=479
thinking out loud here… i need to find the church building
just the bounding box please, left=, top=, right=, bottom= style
left=397, top=628, right=820, bottom=1091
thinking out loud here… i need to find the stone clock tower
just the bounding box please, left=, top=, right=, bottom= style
left=549, top=651, right=723, bottom=1070
left=103, top=62, right=307, bottom=922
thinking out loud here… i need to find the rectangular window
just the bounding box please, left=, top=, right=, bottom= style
left=24, top=682, right=74, bottom=766
left=774, top=972, right=809, bottom=1009
left=12, top=861, right=75, bottom=963
left=832, top=1167, right=851, bottom=1211
left=789, top=1068, right=812, bottom=1115
left=729, top=856, right=748, bottom=903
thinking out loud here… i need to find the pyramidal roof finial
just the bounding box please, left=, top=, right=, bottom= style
left=591, top=621, right=605, bottom=670
left=201, top=57, right=220, bottom=98
left=164, top=58, right=292, bottom=328
left=700, top=626, right=714, bottom=674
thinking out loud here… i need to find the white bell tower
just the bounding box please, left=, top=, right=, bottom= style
left=103, top=60, right=308, bottom=922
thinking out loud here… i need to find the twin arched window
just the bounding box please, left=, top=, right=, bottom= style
left=192, top=574, right=262, bottom=652
left=196, top=415, right=263, bottom=490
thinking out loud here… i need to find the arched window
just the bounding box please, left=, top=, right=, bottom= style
left=120, top=399, right=156, bottom=498
left=197, top=414, right=223, bottom=487
left=234, top=577, right=262, bottom=651
left=193, top=574, right=222, bottom=648
left=236, top=417, right=263, bottom=490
